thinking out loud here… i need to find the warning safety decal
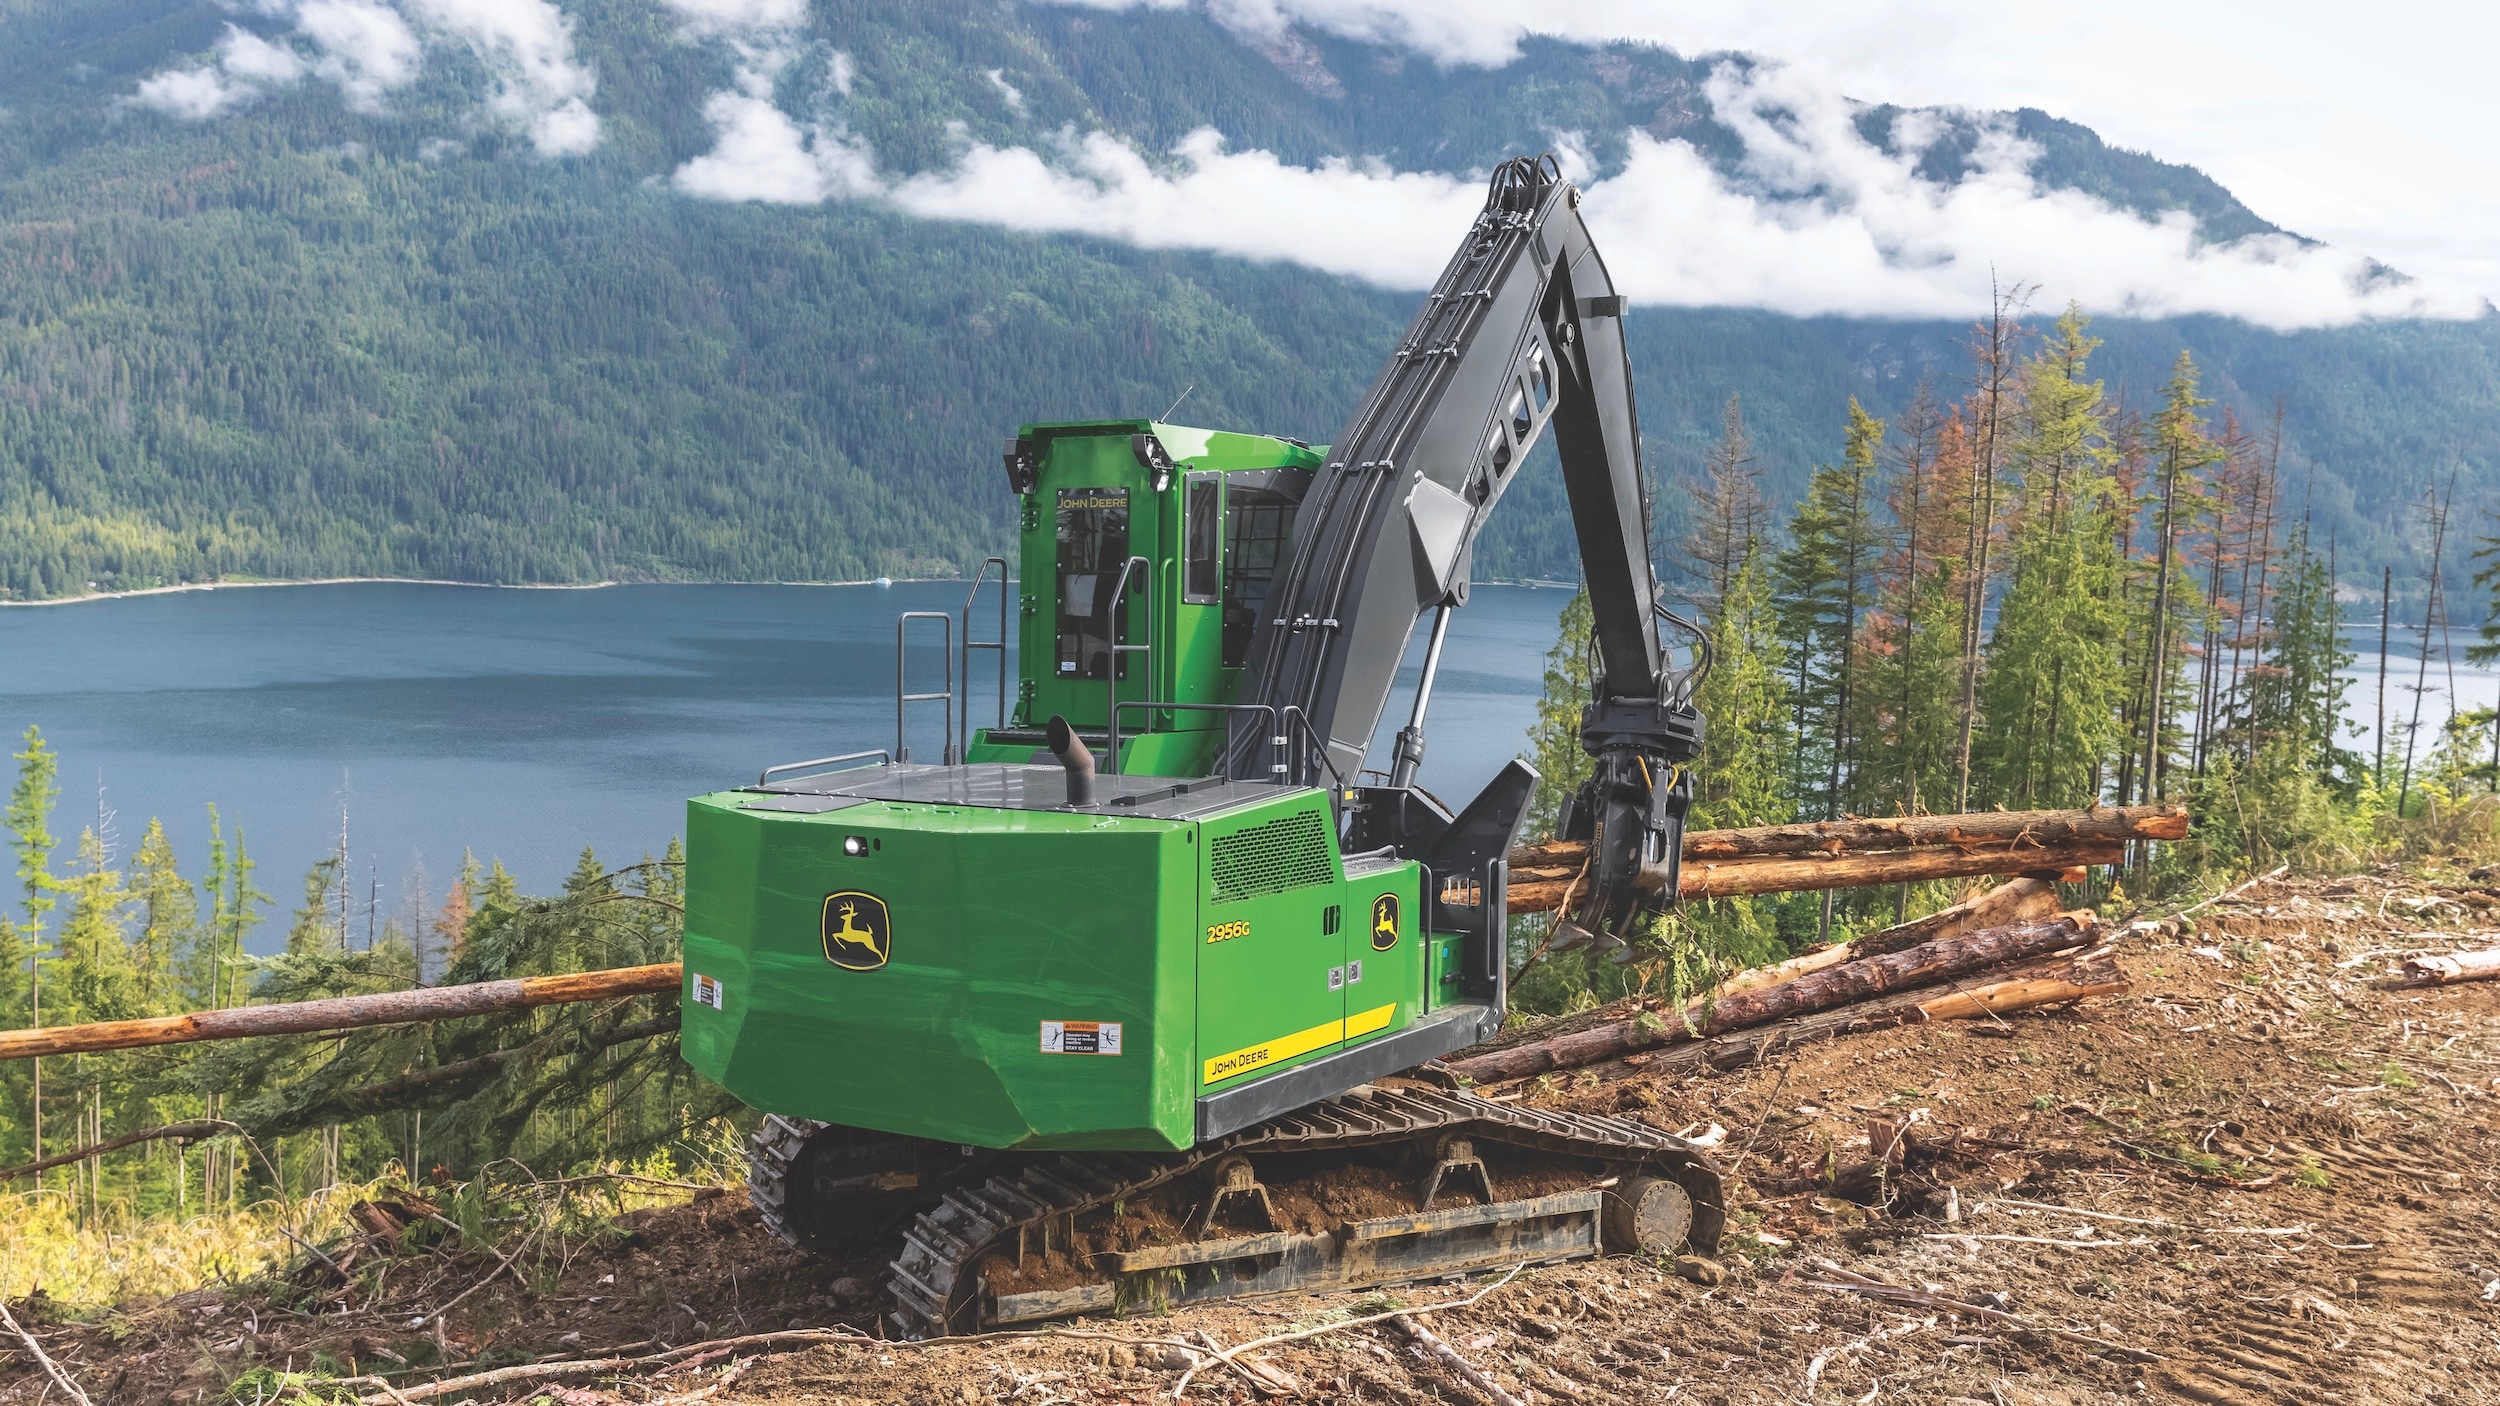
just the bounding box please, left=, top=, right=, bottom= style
left=691, top=973, right=724, bottom=1010
left=1040, top=1020, right=1123, bottom=1055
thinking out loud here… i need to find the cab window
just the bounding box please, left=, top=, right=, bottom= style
left=1056, top=487, right=1131, bottom=679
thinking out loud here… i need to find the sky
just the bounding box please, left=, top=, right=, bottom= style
left=1391, top=0, right=2500, bottom=316
left=125, top=0, right=2499, bottom=328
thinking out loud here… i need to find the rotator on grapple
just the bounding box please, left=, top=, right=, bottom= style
left=675, top=154, right=1719, bottom=1336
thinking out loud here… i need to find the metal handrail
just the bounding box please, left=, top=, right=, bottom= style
left=1278, top=705, right=1350, bottom=790
left=1110, top=701, right=1288, bottom=783
left=758, top=749, right=892, bottom=786
left=1101, top=555, right=1152, bottom=774
left=896, top=611, right=955, bottom=764
left=961, top=556, right=1011, bottom=760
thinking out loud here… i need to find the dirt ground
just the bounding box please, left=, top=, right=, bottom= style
left=8, top=865, right=2500, bottom=1405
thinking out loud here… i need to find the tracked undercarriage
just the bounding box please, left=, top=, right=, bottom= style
left=750, top=1085, right=1724, bottom=1337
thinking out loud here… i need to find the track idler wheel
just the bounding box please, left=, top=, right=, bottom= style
left=1602, top=1174, right=1695, bottom=1256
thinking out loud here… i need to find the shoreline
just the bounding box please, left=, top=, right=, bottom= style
left=0, top=575, right=917, bottom=608
left=3, top=576, right=1574, bottom=609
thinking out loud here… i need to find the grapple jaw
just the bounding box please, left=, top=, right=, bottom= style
left=1559, top=694, right=1703, bottom=946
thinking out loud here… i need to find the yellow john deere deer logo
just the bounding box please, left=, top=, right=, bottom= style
left=1370, top=893, right=1400, bottom=951
left=821, top=891, right=893, bottom=971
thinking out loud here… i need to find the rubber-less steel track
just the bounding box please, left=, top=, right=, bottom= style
left=746, top=1114, right=819, bottom=1249
left=885, top=1086, right=1723, bottom=1336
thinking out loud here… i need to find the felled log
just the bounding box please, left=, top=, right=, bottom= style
left=1717, top=878, right=2065, bottom=999
left=1854, top=876, right=2064, bottom=956
left=2400, top=948, right=2500, bottom=985
left=1699, top=916, right=2094, bottom=1032
left=1503, top=805, right=2181, bottom=915
left=0, top=1118, right=241, bottom=1184
left=1592, top=951, right=2126, bottom=1086
left=1445, top=915, right=2095, bottom=1084
left=1715, top=942, right=1860, bottom=999
left=1681, top=805, right=2182, bottom=860
left=1507, top=842, right=2119, bottom=913
left=0, top=964, right=684, bottom=1062
left=1909, top=952, right=2128, bottom=1021
left=1507, top=803, right=2183, bottom=873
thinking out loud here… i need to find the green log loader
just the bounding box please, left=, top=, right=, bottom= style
left=678, top=155, right=1720, bottom=1336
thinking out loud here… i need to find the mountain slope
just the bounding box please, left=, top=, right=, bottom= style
left=0, top=0, right=2492, bottom=599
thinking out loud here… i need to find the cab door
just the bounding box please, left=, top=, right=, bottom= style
left=1339, top=869, right=1418, bottom=1050
left=1196, top=803, right=1345, bottom=1092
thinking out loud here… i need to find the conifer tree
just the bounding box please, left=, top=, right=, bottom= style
left=2180, top=413, right=2266, bottom=778
left=53, top=829, right=136, bottom=1023
left=285, top=855, right=348, bottom=955
left=1773, top=400, right=1887, bottom=818
left=2460, top=516, right=2500, bottom=780
left=128, top=819, right=195, bottom=1008
left=1975, top=306, right=2128, bottom=806
left=187, top=811, right=271, bottom=1009
left=653, top=837, right=688, bottom=906
left=1523, top=589, right=1596, bottom=840
left=2135, top=353, right=2226, bottom=801
left=1691, top=553, right=1796, bottom=831
left=1673, top=551, right=1796, bottom=969
left=7, top=726, right=58, bottom=948
left=2247, top=526, right=2358, bottom=782
left=1855, top=385, right=1972, bottom=813
left=436, top=850, right=484, bottom=966
left=479, top=859, right=523, bottom=921
left=6, top=727, right=59, bottom=1172
left=1952, top=281, right=2035, bottom=808
left=1682, top=395, right=1769, bottom=606
left=2188, top=523, right=2365, bottom=870
left=400, top=851, right=436, bottom=982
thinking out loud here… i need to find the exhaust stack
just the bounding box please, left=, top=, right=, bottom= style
left=1045, top=715, right=1095, bottom=807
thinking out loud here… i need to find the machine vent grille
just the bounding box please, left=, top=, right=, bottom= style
left=1208, top=810, right=1336, bottom=903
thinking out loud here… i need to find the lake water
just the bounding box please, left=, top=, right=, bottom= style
left=0, top=582, right=1575, bottom=952
left=3, top=582, right=2490, bottom=958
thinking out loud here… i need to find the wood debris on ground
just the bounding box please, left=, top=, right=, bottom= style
left=6, top=861, right=2500, bottom=1405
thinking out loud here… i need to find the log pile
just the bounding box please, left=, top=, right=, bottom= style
left=1504, top=803, right=2186, bottom=913
left=1446, top=880, right=2125, bottom=1086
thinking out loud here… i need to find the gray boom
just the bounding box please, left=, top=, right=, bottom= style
left=1233, top=154, right=1705, bottom=936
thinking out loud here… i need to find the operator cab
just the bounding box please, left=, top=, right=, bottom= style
left=965, top=420, right=1322, bottom=778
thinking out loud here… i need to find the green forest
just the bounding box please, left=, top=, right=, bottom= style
left=1516, top=304, right=2500, bottom=1008
left=1, top=0, right=2496, bottom=601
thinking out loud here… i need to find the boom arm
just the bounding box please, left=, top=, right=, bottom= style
left=1234, top=154, right=1704, bottom=935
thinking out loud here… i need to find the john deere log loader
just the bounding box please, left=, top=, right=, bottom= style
left=678, top=155, right=1718, bottom=1336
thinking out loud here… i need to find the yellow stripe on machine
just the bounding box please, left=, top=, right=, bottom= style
left=1203, top=1003, right=1397, bottom=1085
